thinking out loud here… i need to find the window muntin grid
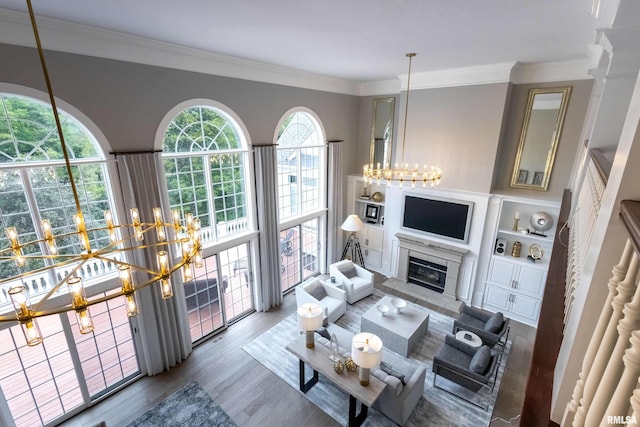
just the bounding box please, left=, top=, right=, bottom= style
left=0, top=94, right=100, bottom=164
left=280, top=219, right=320, bottom=293
left=162, top=106, right=250, bottom=243
left=68, top=291, right=140, bottom=399
left=276, top=111, right=324, bottom=221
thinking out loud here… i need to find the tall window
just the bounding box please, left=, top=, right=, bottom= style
left=0, top=93, right=139, bottom=427
left=162, top=103, right=255, bottom=343
left=276, top=110, right=326, bottom=292
left=162, top=105, right=250, bottom=244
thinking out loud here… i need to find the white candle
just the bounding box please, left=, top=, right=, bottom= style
left=514, top=211, right=520, bottom=220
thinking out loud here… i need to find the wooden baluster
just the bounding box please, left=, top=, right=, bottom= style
left=568, top=242, right=634, bottom=425
left=582, top=252, right=640, bottom=426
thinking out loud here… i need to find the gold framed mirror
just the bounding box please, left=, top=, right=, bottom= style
left=510, top=87, right=572, bottom=190
left=370, top=97, right=395, bottom=168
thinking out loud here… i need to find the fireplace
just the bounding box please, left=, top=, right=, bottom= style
left=396, top=232, right=467, bottom=301
left=408, top=257, right=447, bottom=293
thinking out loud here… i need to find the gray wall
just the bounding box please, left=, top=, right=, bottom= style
left=492, top=80, right=594, bottom=198
left=356, top=84, right=510, bottom=193
left=0, top=43, right=360, bottom=153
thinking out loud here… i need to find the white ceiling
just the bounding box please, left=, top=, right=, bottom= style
left=0, top=0, right=598, bottom=85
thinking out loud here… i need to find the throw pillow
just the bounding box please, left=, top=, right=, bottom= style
left=315, top=327, right=331, bottom=340
left=484, top=312, right=504, bottom=333
left=341, top=265, right=358, bottom=278
left=380, top=361, right=406, bottom=385
left=469, top=345, right=492, bottom=374
left=307, top=284, right=327, bottom=301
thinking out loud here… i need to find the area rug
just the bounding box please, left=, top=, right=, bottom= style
left=243, top=290, right=510, bottom=427
left=125, top=381, right=237, bottom=427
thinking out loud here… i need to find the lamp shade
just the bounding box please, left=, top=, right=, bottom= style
left=351, top=332, right=383, bottom=368
left=297, top=303, right=323, bottom=331
left=341, top=214, right=364, bottom=232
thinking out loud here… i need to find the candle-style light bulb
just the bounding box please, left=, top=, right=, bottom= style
left=153, top=207, right=166, bottom=241
left=130, top=208, right=143, bottom=241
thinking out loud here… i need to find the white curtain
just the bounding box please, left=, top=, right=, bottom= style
left=253, top=144, right=283, bottom=311
left=327, top=139, right=344, bottom=268
left=115, top=152, right=192, bottom=375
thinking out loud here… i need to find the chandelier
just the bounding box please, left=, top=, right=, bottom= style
left=362, top=53, right=442, bottom=188
left=0, top=0, right=201, bottom=346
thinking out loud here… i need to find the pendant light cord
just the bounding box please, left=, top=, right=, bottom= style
left=26, top=0, right=85, bottom=224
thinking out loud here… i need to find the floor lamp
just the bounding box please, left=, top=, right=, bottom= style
left=340, top=214, right=365, bottom=267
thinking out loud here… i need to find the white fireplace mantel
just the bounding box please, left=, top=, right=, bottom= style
left=395, top=232, right=468, bottom=301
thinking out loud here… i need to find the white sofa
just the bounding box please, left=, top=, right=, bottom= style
left=318, top=323, right=426, bottom=425
left=329, top=259, right=374, bottom=304
left=295, top=277, right=346, bottom=324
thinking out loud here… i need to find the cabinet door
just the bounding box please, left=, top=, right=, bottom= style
left=488, top=258, right=517, bottom=288
left=509, top=293, right=541, bottom=321
left=365, top=225, right=384, bottom=250
left=514, top=265, right=546, bottom=297
left=363, top=248, right=383, bottom=269
left=483, top=284, right=511, bottom=311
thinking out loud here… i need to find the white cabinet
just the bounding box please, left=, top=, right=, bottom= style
left=357, top=224, right=384, bottom=268
left=482, top=197, right=559, bottom=326
left=483, top=259, right=546, bottom=323
left=347, top=176, right=386, bottom=272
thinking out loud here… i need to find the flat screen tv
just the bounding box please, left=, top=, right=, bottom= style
left=402, top=195, right=473, bottom=243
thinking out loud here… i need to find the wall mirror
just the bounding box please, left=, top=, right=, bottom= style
left=370, top=97, right=395, bottom=168
left=511, top=87, right=572, bottom=190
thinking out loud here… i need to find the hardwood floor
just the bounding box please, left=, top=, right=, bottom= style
left=60, top=280, right=536, bottom=427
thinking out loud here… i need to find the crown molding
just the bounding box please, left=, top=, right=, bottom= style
left=0, top=8, right=361, bottom=95
left=510, top=59, right=594, bottom=84
left=399, top=62, right=517, bottom=90
left=356, top=79, right=401, bottom=97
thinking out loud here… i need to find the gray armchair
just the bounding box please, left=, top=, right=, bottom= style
left=453, top=303, right=510, bottom=348
left=432, top=334, right=501, bottom=410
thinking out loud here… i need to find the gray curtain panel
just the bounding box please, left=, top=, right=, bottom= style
left=115, top=152, right=192, bottom=375
left=327, top=140, right=344, bottom=269
left=253, top=144, right=283, bottom=311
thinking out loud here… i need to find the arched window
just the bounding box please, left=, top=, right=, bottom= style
left=276, top=109, right=326, bottom=292
left=0, top=93, right=139, bottom=427
left=161, top=102, right=255, bottom=342
left=162, top=104, right=251, bottom=244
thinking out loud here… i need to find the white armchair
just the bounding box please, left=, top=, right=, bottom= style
left=329, top=259, right=374, bottom=304
left=295, top=277, right=346, bottom=324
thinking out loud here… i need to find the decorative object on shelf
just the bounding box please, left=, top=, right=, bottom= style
left=333, top=358, right=345, bottom=374
left=297, top=303, right=323, bottom=349
left=330, top=276, right=337, bottom=283
left=390, top=298, right=407, bottom=314
left=530, top=211, right=554, bottom=237
left=0, top=0, right=202, bottom=347
left=512, top=211, right=520, bottom=231
left=345, top=357, right=357, bottom=372
left=511, top=241, right=522, bottom=258
left=340, top=215, right=365, bottom=267
left=360, top=185, right=370, bottom=199
left=528, top=244, right=544, bottom=263
left=365, top=204, right=380, bottom=223
left=377, top=304, right=390, bottom=316
left=372, top=191, right=384, bottom=203
left=362, top=53, right=442, bottom=188
left=495, top=238, right=507, bottom=255
left=352, top=332, right=383, bottom=386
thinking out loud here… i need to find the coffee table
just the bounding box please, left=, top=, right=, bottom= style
left=360, top=296, right=430, bottom=357
left=286, top=336, right=386, bottom=427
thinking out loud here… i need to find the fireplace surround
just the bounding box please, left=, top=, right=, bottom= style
left=396, top=232, right=467, bottom=301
